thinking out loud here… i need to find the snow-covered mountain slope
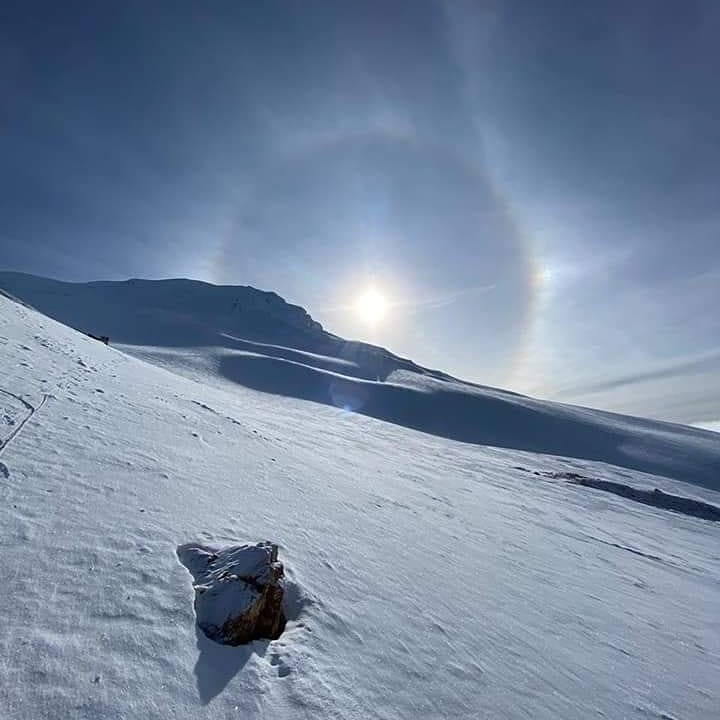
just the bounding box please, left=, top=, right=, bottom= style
left=1, top=280, right=719, bottom=719
left=0, top=271, right=438, bottom=378
left=1, top=270, right=719, bottom=491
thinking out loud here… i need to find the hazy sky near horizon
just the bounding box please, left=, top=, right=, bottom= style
left=2, top=1, right=719, bottom=427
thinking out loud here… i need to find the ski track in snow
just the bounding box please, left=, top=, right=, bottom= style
left=0, top=288, right=719, bottom=720
left=0, top=387, right=49, bottom=460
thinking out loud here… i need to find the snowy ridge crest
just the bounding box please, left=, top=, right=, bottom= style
left=0, top=272, right=323, bottom=340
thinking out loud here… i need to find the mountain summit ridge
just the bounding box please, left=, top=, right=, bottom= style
left=0, top=270, right=324, bottom=340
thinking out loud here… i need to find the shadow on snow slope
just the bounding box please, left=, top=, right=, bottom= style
left=217, top=351, right=720, bottom=491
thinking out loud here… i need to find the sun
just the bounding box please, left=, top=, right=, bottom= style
left=354, top=287, right=387, bottom=325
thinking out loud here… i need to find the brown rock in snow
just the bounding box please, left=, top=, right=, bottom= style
left=177, top=541, right=286, bottom=645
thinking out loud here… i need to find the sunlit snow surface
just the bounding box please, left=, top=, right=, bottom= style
left=0, top=290, right=718, bottom=719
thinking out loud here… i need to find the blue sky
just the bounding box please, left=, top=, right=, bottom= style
left=1, top=1, right=719, bottom=427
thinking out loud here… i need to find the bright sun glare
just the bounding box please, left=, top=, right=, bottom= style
left=354, top=287, right=387, bottom=325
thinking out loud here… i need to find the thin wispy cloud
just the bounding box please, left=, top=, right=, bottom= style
left=554, top=348, right=720, bottom=399
left=320, top=283, right=496, bottom=315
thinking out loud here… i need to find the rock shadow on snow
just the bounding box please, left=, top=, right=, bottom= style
left=193, top=624, right=266, bottom=704
left=191, top=583, right=311, bottom=704
left=177, top=541, right=312, bottom=704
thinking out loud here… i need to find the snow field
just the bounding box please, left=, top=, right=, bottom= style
left=0, top=291, right=718, bottom=719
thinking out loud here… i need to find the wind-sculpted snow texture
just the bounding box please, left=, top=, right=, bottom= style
left=0, top=280, right=719, bottom=719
